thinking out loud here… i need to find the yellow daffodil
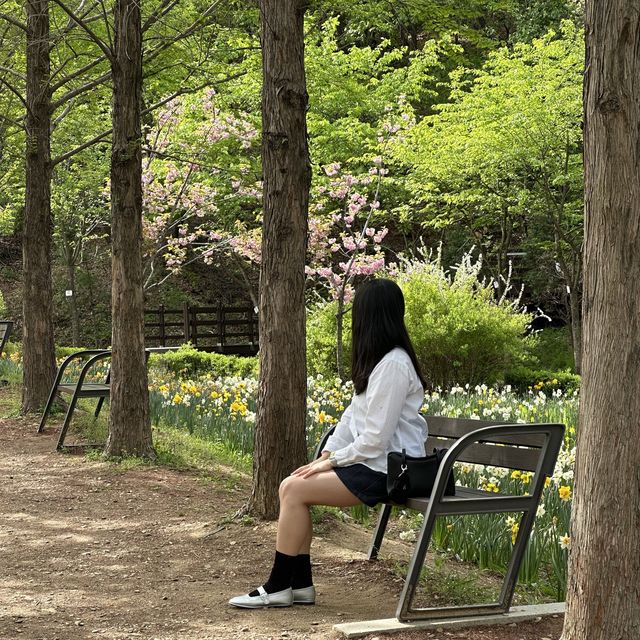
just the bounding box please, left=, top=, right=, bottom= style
left=558, top=485, right=572, bottom=501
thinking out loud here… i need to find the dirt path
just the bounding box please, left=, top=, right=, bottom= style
left=0, top=405, right=562, bottom=640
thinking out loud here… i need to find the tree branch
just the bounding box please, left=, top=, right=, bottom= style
left=0, top=13, right=27, bottom=32
left=50, top=70, right=111, bottom=110
left=52, top=128, right=111, bottom=166
left=50, top=56, right=107, bottom=93
left=142, top=0, right=180, bottom=34
left=0, top=64, right=25, bottom=81
left=49, top=1, right=103, bottom=50
left=50, top=0, right=113, bottom=61
left=0, top=76, right=27, bottom=109
left=144, top=0, right=224, bottom=64
left=0, top=111, right=26, bottom=131
left=51, top=72, right=247, bottom=166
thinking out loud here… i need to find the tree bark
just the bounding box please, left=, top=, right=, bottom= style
left=104, top=0, right=154, bottom=458
left=22, top=0, right=57, bottom=414
left=248, top=0, right=310, bottom=519
left=561, top=3, right=640, bottom=638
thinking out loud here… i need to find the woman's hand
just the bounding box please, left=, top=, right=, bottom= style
left=291, top=456, right=333, bottom=479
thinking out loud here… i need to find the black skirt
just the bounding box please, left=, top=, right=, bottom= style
left=334, top=463, right=388, bottom=507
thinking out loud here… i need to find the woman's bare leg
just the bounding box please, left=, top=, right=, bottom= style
left=276, top=470, right=361, bottom=556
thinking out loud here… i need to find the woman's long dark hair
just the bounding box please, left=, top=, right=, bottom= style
left=351, top=278, right=426, bottom=394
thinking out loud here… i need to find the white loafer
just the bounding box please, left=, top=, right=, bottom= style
left=292, top=585, right=316, bottom=604
left=228, top=586, right=293, bottom=609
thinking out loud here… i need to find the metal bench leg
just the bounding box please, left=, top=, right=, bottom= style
left=94, top=397, right=106, bottom=418
left=37, top=377, right=63, bottom=434
left=368, top=504, right=393, bottom=560
left=498, top=508, right=537, bottom=611
left=56, top=391, right=80, bottom=451
left=396, top=505, right=439, bottom=621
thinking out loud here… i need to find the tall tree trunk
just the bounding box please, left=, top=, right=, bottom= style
left=561, top=3, right=640, bottom=638
left=66, top=260, right=80, bottom=346
left=22, top=0, right=56, bottom=414
left=568, top=284, right=581, bottom=374
left=104, top=0, right=154, bottom=458
left=248, top=0, right=310, bottom=519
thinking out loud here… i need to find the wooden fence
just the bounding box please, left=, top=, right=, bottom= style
left=144, top=304, right=259, bottom=356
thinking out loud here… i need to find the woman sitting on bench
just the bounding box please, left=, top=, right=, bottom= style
left=229, top=278, right=428, bottom=609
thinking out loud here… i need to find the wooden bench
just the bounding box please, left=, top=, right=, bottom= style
left=315, top=416, right=565, bottom=622
left=37, top=347, right=179, bottom=450
left=0, top=320, right=13, bottom=358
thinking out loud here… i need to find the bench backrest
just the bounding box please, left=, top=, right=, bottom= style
left=427, top=416, right=553, bottom=474
left=0, top=321, right=13, bottom=356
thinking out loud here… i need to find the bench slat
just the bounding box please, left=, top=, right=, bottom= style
left=59, top=383, right=111, bottom=398
left=427, top=416, right=545, bottom=447
left=426, top=436, right=540, bottom=471
left=406, top=492, right=536, bottom=515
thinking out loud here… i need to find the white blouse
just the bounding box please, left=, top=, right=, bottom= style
left=323, top=347, right=428, bottom=473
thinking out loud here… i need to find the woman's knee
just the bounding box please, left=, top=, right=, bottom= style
left=279, top=475, right=301, bottom=503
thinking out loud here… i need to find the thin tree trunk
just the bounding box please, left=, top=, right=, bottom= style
left=561, top=3, right=640, bottom=638
left=248, top=0, right=310, bottom=519
left=63, top=240, right=81, bottom=346
left=568, top=285, right=581, bottom=374
left=22, top=0, right=56, bottom=414
left=104, top=0, right=154, bottom=458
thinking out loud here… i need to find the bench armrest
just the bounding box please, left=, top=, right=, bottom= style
left=431, top=422, right=565, bottom=502
left=312, top=426, right=336, bottom=462
left=73, top=351, right=113, bottom=389
left=52, top=349, right=110, bottom=387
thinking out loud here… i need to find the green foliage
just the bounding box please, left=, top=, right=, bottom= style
left=0, top=290, right=6, bottom=316
left=503, top=327, right=579, bottom=392
left=509, top=0, right=582, bottom=43
left=397, top=250, right=531, bottom=388
left=503, top=366, right=580, bottom=393
left=527, top=327, right=575, bottom=372
left=55, top=346, right=90, bottom=358
left=306, top=300, right=351, bottom=378
left=396, top=23, right=584, bottom=303
left=306, top=251, right=531, bottom=387
left=152, top=344, right=258, bottom=379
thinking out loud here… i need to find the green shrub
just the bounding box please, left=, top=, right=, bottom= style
left=397, top=251, right=531, bottom=389
left=503, top=366, right=580, bottom=393
left=306, top=251, right=532, bottom=388
left=56, top=345, right=90, bottom=358
left=525, top=327, right=575, bottom=372
left=152, top=344, right=258, bottom=378
left=306, top=301, right=351, bottom=378
left=0, top=290, right=6, bottom=317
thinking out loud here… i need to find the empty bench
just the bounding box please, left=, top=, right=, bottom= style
left=37, top=346, right=179, bottom=450
left=0, top=320, right=13, bottom=358
left=37, top=349, right=112, bottom=450
left=315, top=416, right=564, bottom=622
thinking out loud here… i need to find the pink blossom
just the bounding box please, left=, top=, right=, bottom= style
left=342, top=236, right=357, bottom=251
left=374, top=228, right=388, bottom=243
left=324, top=162, right=340, bottom=177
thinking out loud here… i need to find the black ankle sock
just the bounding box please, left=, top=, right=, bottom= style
left=249, top=550, right=296, bottom=595
left=291, top=554, right=313, bottom=589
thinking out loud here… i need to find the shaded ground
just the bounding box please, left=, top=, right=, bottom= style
left=0, top=392, right=562, bottom=640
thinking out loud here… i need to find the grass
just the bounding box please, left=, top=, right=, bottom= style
left=0, top=382, right=21, bottom=416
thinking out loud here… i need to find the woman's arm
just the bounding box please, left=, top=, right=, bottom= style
left=330, top=359, right=410, bottom=467
left=322, top=402, right=354, bottom=454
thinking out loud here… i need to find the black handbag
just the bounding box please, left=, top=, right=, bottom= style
left=387, top=448, right=456, bottom=504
